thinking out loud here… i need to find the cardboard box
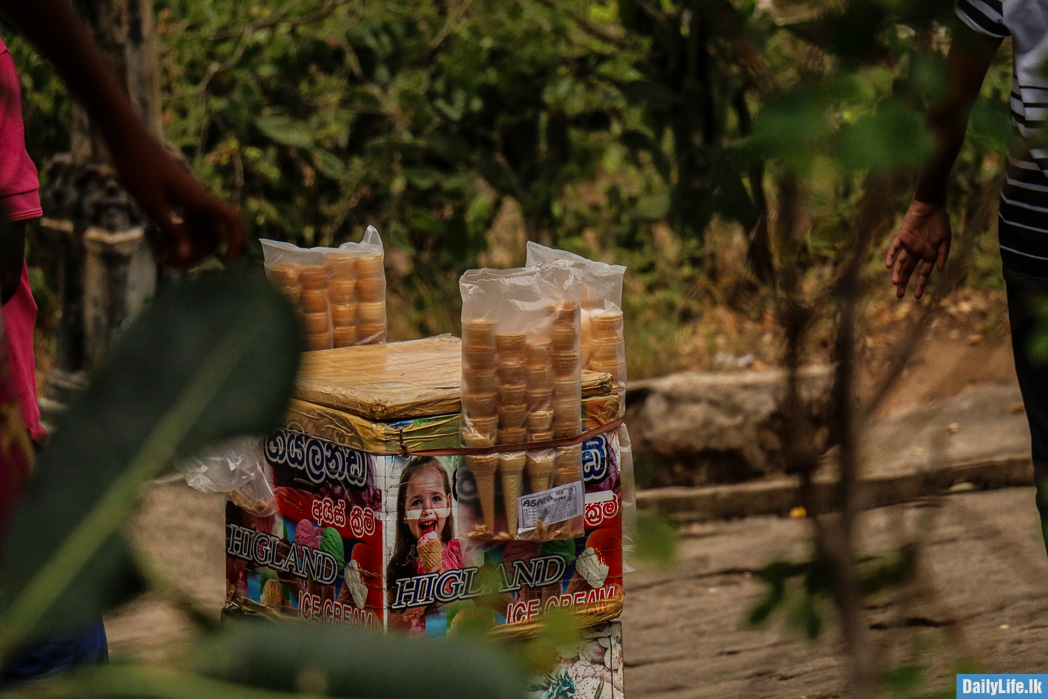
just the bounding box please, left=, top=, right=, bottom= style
left=223, top=338, right=624, bottom=636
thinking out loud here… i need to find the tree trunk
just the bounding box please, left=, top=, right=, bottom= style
left=44, top=0, right=161, bottom=403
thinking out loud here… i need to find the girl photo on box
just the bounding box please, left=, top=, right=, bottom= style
left=386, top=457, right=463, bottom=634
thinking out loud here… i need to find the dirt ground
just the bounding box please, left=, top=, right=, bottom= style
left=623, top=485, right=1048, bottom=698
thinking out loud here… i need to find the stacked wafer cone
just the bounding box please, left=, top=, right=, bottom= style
left=461, top=319, right=498, bottom=449
left=461, top=320, right=500, bottom=536
left=553, top=444, right=583, bottom=487
left=355, top=252, right=386, bottom=343
left=265, top=249, right=386, bottom=350
left=460, top=290, right=585, bottom=540
left=325, top=254, right=357, bottom=348
left=549, top=301, right=582, bottom=439
left=526, top=452, right=555, bottom=493
left=467, top=454, right=499, bottom=536
left=500, top=453, right=526, bottom=536
left=584, top=309, right=625, bottom=401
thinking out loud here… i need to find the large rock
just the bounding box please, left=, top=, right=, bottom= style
left=625, top=366, right=834, bottom=486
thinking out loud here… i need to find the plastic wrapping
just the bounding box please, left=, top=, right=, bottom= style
left=261, top=226, right=387, bottom=350
left=617, top=424, right=636, bottom=572
left=176, top=438, right=277, bottom=516
left=459, top=266, right=584, bottom=542
left=525, top=243, right=627, bottom=413
left=526, top=243, right=635, bottom=567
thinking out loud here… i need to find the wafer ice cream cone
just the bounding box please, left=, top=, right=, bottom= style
left=553, top=445, right=583, bottom=485
left=526, top=452, right=555, bottom=493
left=468, top=454, right=499, bottom=535
left=500, top=453, right=526, bottom=536
left=417, top=531, right=444, bottom=572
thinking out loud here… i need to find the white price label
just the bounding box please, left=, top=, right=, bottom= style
left=518, top=482, right=584, bottom=531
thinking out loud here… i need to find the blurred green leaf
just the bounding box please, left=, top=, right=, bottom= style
left=313, top=149, right=346, bottom=180
left=633, top=511, right=678, bottom=568
left=743, top=94, right=827, bottom=169
left=636, top=191, right=671, bottom=221
left=0, top=272, right=301, bottom=648
left=882, top=663, right=924, bottom=696
left=837, top=101, right=929, bottom=172
left=194, top=621, right=527, bottom=699
left=256, top=114, right=315, bottom=149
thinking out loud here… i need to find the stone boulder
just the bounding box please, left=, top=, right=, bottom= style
left=625, top=366, right=834, bottom=487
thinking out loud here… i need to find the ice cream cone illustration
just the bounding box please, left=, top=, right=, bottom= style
left=567, top=546, right=610, bottom=594
left=417, top=531, right=444, bottom=572
left=500, top=453, right=526, bottom=536
left=340, top=559, right=369, bottom=609
left=540, top=582, right=561, bottom=605
left=566, top=527, right=620, bottom=595
left=468, top=454, right=499, bottom=535
left=261, top=579, right=285, bottom=610
left=526, top=452, right=555, bottom=493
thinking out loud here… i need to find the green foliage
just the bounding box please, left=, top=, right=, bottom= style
left=633, top=511, right=678, bottom=569
left=193, top=622, right=526, bottom=699
left=3, top=0, right=1015, bottom=352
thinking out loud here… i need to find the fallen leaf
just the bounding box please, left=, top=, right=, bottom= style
left=1011, top=402, right=1026, bottom=414
left=946, top=423, right=961, bottom=434
left=789, top=506, right=806, bottom=519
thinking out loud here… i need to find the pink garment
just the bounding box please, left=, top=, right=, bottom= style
left=0, top=38, right=42, bottom=222
left=0, top=37, right=44, bottom=444
left=2, top=262, right=43, bottom=443
left=414, top=537, right=463, bottom=575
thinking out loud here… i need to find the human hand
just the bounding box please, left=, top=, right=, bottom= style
left=885, top=200, right=951, bottom=300
left=110, top=129, right=245, bottom=269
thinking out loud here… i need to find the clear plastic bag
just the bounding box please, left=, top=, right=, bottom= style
left=525, top=243, right=627, bottom=413
left=525, top=243, right=634, bottom=565
left=261, top=226, right=387, bottom=350
left=459, top=266, right=584, bottom=542
left=176, top=438, right=277, bottom=516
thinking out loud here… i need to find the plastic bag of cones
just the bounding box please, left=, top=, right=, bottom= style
left=261, top=226, right=387, bottom=351
left=460, top=265, right=586, bottom=542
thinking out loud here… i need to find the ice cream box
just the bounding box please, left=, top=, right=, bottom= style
left=405, top=429, right=624, bottom=637
left=223, top=426, right=625, bottom=636
left=527, top=621, right=624, bottom=699
left=223, top=337, right=623, bottom=635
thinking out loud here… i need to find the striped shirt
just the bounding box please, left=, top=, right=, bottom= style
left=957, top=0, right=1048, bottom=276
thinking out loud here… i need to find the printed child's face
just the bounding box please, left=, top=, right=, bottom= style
left=404, top=466, right=449, bottom=542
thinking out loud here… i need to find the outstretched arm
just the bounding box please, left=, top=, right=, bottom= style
left=0, top=0, right=245, bottom=268
left=887, top=24, right=1002, bottom=299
